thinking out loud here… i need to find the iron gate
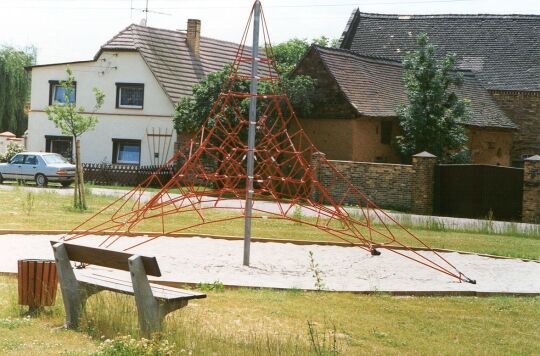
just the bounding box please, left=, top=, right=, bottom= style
left=435, top=164, right=523, bottom=221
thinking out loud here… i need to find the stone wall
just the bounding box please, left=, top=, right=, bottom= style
left=316, top=157, right=414, bottom=211
left=489, top=90, right=540, bottom=165
left=522, top=155, right=540, bottom=224
left=314, top=151, right=537, bottom=221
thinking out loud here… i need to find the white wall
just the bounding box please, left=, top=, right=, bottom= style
left=27, top=51, right=178, bottom=165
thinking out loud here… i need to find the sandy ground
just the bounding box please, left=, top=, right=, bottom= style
left=0, top=234, right=538, bottom=294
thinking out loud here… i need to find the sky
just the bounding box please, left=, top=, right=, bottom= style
left=0, top=0, right=538, bottom=65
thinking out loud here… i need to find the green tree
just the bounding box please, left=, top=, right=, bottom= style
left=0, top=46, right=36, bottom=135
left=396, top=33, right=470, bottom=163
left=45, top=67, right=105, bottom=210
left=174, top=37, right=333, bottom=136
left=272, top=37, right=334, bottom=75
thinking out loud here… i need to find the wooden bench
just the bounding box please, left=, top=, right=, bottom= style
left=51, top=241, right=206, bottom=336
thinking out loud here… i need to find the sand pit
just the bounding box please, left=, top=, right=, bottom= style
left=0, top=234, right=538, bottom=294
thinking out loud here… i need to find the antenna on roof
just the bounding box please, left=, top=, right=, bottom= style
left=145, top=0, right=148, bottom=23
left=130, top=0, right=172, bottom=25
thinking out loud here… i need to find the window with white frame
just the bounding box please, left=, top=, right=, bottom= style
left=112, top=139, right=141, bottom=165
left=49, top=80, right=76, bottom=105
left=116, top=83, right=144, bottom=109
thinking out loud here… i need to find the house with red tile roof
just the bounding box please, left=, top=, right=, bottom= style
left=336, top=11, right=539, bottom=166
left=25, top=20, right=251, bottom=166
left=293, top=45, right=517, bottom=165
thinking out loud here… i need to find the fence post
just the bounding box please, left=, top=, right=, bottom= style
left=522, top=155, right=540, bottom=223
left=411, top=151, right=437, bottom=215
left=310, top=152, right=326, bottom=201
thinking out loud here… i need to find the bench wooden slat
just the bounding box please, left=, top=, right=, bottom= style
left=87, top=272, right=205, bottom=299
left=76, top=270, right=205, bottom=301
left=50, top=241, right=161, bottom=277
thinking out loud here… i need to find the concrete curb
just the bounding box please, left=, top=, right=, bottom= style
left=1, top=272, right=537, bottom=297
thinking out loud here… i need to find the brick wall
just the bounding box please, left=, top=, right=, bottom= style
left=522, top=156, right=540, bottom=224
left=489, top=90, right=540, bottom=165
left=317, top=158, right=414, bottom=211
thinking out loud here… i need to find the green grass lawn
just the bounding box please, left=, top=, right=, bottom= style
left=1, top=186, right=539, bottom=354
left=0, top=187, right=538, bottom=259
left=0, top=277, right=97, bottom=355
left=0, top=276, right=538, bottom=355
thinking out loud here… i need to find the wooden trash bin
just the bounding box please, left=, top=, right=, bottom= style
left=18, top=259, right=58, bottom=311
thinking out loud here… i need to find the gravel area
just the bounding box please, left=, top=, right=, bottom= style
left=1, top=234, right=538, bottom=294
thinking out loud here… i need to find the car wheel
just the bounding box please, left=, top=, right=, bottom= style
left=35, top=174, right=48, bottom=187
left=61, top=181, right=72, bottom=188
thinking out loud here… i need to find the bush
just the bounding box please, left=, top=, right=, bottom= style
left=0, top=142, right=24, bottom=162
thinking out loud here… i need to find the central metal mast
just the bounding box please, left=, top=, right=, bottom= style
left=243, top=0, right=261, bottom=266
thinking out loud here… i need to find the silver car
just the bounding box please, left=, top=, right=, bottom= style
left=0, top=152, right=76, bottom=187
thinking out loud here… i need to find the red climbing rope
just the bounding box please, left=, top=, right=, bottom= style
left=62, top=1, right=475, bottom=284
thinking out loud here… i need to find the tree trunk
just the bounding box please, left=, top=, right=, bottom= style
left=73, top=138, right=78, bottom=208
left=75, top=140, right=86, bottom=210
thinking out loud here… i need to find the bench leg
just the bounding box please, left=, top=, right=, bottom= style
left=159, top=299, right=188, bottom=321
left=128, top=255, right=161, bottom=337
left=53, top=242, right=86, bottom=329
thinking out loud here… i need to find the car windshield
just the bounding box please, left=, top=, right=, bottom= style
left=42, top=154, right=69, bottom=164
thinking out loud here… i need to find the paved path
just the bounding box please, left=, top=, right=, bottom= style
left=1, top=184, right=538, bottom=234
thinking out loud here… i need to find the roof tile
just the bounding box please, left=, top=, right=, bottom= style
left=100, top=24, right=265, bottom=104
left=309, top=46, right=517, bottom=129
left=338, top=11, right=540, bottom=91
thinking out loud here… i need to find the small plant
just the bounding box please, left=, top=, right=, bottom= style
left=292, top=205, right=303, bottom=224
left=92, top=335, right=175, bottom=355
left=308, top=251, right=326, bottom=291
left=197, top=280, right=225, bottom=292
left=21, top=192, right=35, bottom=215
left=0, top=316, right=31, bottom=330
left=307, top=321, right=339, bottom=355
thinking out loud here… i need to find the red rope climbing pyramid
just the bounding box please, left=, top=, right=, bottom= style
left=63, top=2, right=475, bottom=284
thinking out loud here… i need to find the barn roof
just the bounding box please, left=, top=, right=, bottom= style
left=296, top=46, right=517, bottom=129
left=338, top=11, right=540, bottom=91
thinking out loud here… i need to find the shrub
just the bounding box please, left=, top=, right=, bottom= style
left=0, top=141, right=24, bottom=162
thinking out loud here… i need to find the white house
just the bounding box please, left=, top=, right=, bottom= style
left=26, top=19, right=248, bottom=166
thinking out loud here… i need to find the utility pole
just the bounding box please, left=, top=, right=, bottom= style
left=243, top=0, right=261, bottom=266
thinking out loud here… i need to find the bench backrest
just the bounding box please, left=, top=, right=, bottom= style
left=51, top=241, right=161, bottom=277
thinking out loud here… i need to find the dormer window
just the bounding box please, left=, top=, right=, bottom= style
left=116, top=83, right=144, bottom=109
left=49, top=80, right=76, bottom=105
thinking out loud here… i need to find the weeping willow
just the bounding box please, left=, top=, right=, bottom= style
left=0, top=46, right=36, bottom=135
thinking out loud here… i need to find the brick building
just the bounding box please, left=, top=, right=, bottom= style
left=337, top=11, right=539, bottom=166
left=293, top=46, right=517, bottom=165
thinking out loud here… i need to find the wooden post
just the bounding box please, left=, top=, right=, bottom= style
left=128, top=255, right=160, bottom=336
left=52, top=242, right=84, bottom=329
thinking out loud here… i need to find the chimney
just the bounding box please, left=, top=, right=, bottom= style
left=186, top=19, right=201, bottom=56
